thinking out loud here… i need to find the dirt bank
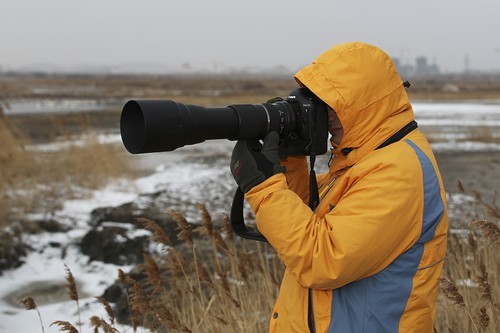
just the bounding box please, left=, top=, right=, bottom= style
left=435, top=151, right=500, bottom=202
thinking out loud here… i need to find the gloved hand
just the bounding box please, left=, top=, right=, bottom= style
left=230, top=131, right=286, bottom=193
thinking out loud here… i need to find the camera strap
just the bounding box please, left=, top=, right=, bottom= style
left=376, top=120, right=418, bottom=150
left=308, top=154, right=320, bottom=210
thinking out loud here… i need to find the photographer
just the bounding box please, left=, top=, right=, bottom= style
left=230, top=42, right=448, bottom=333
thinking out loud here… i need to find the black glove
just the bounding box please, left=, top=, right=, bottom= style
left=230, top=132, right=286, bottom=193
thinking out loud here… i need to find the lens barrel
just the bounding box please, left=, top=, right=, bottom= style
left=120, top=100, right=294, bottom=154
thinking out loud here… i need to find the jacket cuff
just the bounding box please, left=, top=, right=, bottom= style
left=245, top=173, right=288, bottom=213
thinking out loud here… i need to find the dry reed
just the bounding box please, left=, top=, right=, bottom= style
left=64, top=264, right=82, bottom=333
left=19, top=296, right=45, bottom=333
left=119, top=209, right=281, bottom=332
left=0, top=123, right=133, bottom=229
left=22, top=198, right=498, bottom=332
left=50, top=321, right=79, bottom=333
left=436, top=187, right=499, bottom=332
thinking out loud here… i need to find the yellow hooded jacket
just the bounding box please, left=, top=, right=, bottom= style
left=245, top=42, right=448, bottom=332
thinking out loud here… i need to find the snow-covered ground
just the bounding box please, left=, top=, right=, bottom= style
left=1, top=101, right=499, bottom=332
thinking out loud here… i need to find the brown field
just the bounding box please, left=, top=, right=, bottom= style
left=2, top=73, right=500, bottom=332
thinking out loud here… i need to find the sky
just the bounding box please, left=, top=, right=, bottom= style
left=0, top=0, right=499, bottom=73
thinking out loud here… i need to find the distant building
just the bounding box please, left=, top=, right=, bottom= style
left=392, top=56, right=440, bottom=78
left=415, top=56, right=440, bottom=77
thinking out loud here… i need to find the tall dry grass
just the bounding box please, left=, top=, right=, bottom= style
left=22, top=205, right=283, bottom=333
left=435, top=184, right=500, bottom=332
left=21, top=196, right=499, bottom=332
left=0, top=114, right=133, bottom=227
left=118, top=206, right=282, bottom=333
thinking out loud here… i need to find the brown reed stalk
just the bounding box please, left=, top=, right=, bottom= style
left=141, top=217, right=197, bottom=297
left=474, top=307, right=490, bottom=331
left=50, top=321, right=79, bottom=333
left=221, top=213, right=234, bottom=241
left=196, top=258, right=215, bottom=290
left=439, top=277, right=479, bottom=332
left=469, top=220, right=500, bottom=243
left=95, top=296, right=115, bottom=326
left=166, top=247, right=198, bottom=299
left=467, top=231, right=478, bottom=253
left=196, top=203, right=214, bottom=238
left=156, top=304, right=192, bottom=332
left=168, top=208, right=194, bottom=245
left=64, top=264, right=82, bottom=332
left=470, top=189, right=500, bottom=220
left=117, top=269, right=138, bottom=331
left=19, top=297, right=45, bottom=333
left=475, top=261, right=493, bottom=303
left=123, top=273, right=154, bottom=319
left=141, top=253, right=163, bottom=292
left=440, top=278, right=466, bottom=308
left=216, top=266, right=241, bottom=309
left=138, top=217, right=172, bottom=246
left=194, top=204, right=230, bottom=255
left=90, top=316, right=119, bottom=333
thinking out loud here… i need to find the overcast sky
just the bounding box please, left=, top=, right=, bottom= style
left=1, top=0, right=499, bottom=73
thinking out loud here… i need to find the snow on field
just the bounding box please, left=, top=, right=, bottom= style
left=0, top=101, right=499, bottom=332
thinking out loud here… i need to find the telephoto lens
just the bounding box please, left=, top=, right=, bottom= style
left=120, top=100, right=295, bottom=154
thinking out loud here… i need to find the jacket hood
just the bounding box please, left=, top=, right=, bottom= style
left=294, top=42, right=414, bottom=172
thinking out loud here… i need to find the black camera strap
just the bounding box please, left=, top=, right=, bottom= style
left=377, top=120, right=418, bottom=150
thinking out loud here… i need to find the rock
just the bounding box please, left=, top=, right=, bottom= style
left=39, top=218, right=69, bottom=233
left=88, top=190, right=200, bottom=247
left=79, top=222, right=149, bottom=265
left=80, top=190, right=203, bottom=265
left=0, top=230, right=29, bottom=273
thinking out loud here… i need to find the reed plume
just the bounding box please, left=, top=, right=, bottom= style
left=168, top=209, right=194, bottom=245
left=95, top=296, right=115, bottom=326
left=475, top=307, right=490, bottom=331
left=440, top=277, right=466, bottom=308
left=469, top=220, right=500, bottom=243
left=139, top=217, right=172, bottom=246
left=64, top=264, right=81, bottom=332
left=156, top=304, right=192, bottom=332
left=196, top=203, right=213, bottom=238
left=194, top=204, right=229, bottom=252
left=221, top=213, right=234, bottom=241
left=50, top=321, right=79, bottom=333
left=439, top=277, right=481, bottom=332
left=141, top=253, right=163, bottom=291
left=475, top=261, right=493, bottom=303
left=19, top=297, right=45, bottom=333
left=90, top=316, right=119, bottom=333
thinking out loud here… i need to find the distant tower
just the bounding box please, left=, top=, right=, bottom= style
left=464, top=55, right=470, bottom=74
left=416, top=56, right=427, bottom=76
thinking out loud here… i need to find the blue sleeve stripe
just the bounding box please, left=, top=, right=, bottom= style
left=328, top=140, right=445, bottom=332
left=405, top=140, right=444, bottom=244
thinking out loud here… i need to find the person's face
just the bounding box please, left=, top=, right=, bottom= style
left=327, top=106, right=343, bottom=146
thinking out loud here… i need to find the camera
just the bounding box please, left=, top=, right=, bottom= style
left=120, top=87, right=329, bottom=156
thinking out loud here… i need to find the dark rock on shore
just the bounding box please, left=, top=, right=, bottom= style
left=79, top=189, right=202, bottom=265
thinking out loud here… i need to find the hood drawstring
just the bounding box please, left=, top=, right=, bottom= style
left=327, top=151, right=334, bottom=167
